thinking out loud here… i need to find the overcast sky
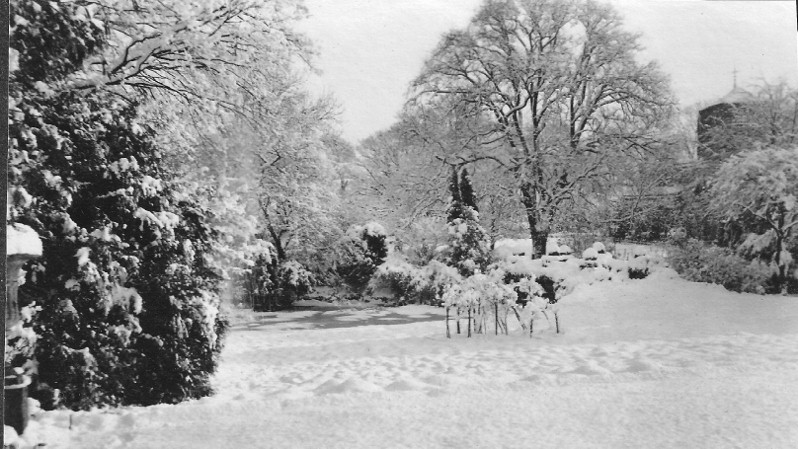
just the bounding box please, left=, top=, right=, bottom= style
left=298, top=0, right=798, bottom=144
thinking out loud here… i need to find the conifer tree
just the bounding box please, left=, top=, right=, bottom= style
left=443, top=169, right=491, bottom=276
left=447, top=167, right=463, bottom=223
left=459, top=168, right=479, bottom=213
left=9, top=0, right=226, bottom=409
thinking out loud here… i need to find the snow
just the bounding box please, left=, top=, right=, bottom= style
left=6, top=224, right=43, bottom=257
left=16, top=275, right=798, bottom=448
left=75, top=247, right=91, bottom=267
left=582, top=247, right=599, bottom=260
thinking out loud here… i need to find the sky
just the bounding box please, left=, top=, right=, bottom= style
left=297, top=0, right=798, bottom=144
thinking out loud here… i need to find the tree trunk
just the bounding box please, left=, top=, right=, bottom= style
left=521, top=182, right=548, bottom=258
left=446, top=307, right=451, bottom=339
left=531, top=231, right=548, bottom=259
left=494, top=303, right=499, bottom=335
left=467, top=307, right=472, bottom=338
left=512, top=307, right=526, bottom=332
left=266, top=222, right=287, bottom=261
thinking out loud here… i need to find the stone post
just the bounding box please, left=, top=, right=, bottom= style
left=5, top=223, right=42, bottom=436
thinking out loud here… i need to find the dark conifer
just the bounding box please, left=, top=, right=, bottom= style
left=446, top=167, right=463, bottom=223
left=459, top=168, right=478, bottom=213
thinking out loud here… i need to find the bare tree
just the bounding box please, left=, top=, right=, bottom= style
left=412, top=0, right=673, bottom=257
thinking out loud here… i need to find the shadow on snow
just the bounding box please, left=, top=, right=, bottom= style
left=229, top=305, right=443, bottom=331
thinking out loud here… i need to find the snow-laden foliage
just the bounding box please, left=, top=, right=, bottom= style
left=372, top=240, right=663, bottom=337
left=709, top=147, right=798, bottom=291
left=309, top=223, right=391, bottom=293
left=9, top=0, right=228, bottom=410
left=668, top=239, right=779, bottom=294
left=443, top=206, right=492, bottom=277
left=441, top=264, right=553, bottom=337
left=460, top=249, right=663, bottom=337
left=368, top=254, right=428, bottom=302
left=243, top=254, right=315, bottom=311
left=369, top=257, right=462, bottom=305
left=5, top=304, right=42, bottom=375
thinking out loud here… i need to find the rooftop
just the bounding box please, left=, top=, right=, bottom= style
left=715, top=86, right=755, bottom=105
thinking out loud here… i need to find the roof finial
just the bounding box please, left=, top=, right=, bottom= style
left=732, top=66, right=738, bottom=89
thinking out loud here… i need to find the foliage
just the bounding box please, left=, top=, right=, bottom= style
left=315, top=223, right=390, bottom=292
left=458, top=169, right=479, bottom=213
left=5, top=305, right=41, bottom=375
left=674, top=83, right=798, bottom=249
left=368, top=255, right=423, bottom=302
left=245, top=254, right=314, bottom=311
left=709, top=147, right=798, bottom=291
left=9, top=0, right=229, bottom=410
left=443, top=206, right=493, bottom=277
left=441, top=265, right=555, bottom=337
left=446, top=167, right=463, bottom=223
left=369, top=258, right=461, bottom=305
left=667, top=239, right=779, bottom=294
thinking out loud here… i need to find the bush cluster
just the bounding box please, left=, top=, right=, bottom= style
left=368, top=258, right=460, bottom=306
left=248, top=256, right=315, bottom=311
left=667, top=239, right=779, bottom=294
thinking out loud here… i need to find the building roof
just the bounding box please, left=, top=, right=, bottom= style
left=715, top=86, right=755, bottom=105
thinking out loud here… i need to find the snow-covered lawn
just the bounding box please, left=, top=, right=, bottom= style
left=17, top=271, right=798, bottom=448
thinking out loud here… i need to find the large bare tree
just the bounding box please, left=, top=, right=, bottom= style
left=412, top=0, right=673, bottom=257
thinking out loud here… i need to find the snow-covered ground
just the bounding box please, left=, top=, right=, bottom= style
left=13, top=270, right=798, bottom=448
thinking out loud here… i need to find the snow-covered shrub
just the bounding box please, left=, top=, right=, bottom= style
left=546, top=239, right=561, bottom=256
left=444, top=206, right=492, bottom=277
left=441, top=263, right=564, bottom=337
left=582, top=247, right=599, bottom=261
left=710, top=147, right=798, bottom=292
left=249, top=256, right=315, bottom=311
left=592, top=242, right=607, bottom=254
left=442, top=271, right=518, bottom=336
left=352, top=222, right=389, bottom=263
left=368, top=255, right=426, bottom=302
left=420, top=260, right=463, bottom=304
left=277, top=261, right=314, bottom=297
left=627, top=255, right=655, bottom=279
left=441, top=243, right=670, bottom=339
left=668, top=239, right=777, bottom=294
left=369, top=257, right=462, bottom=305
left=557, top=233, right=607, bottom=255
left=324, top=222, right=390, bottom=292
